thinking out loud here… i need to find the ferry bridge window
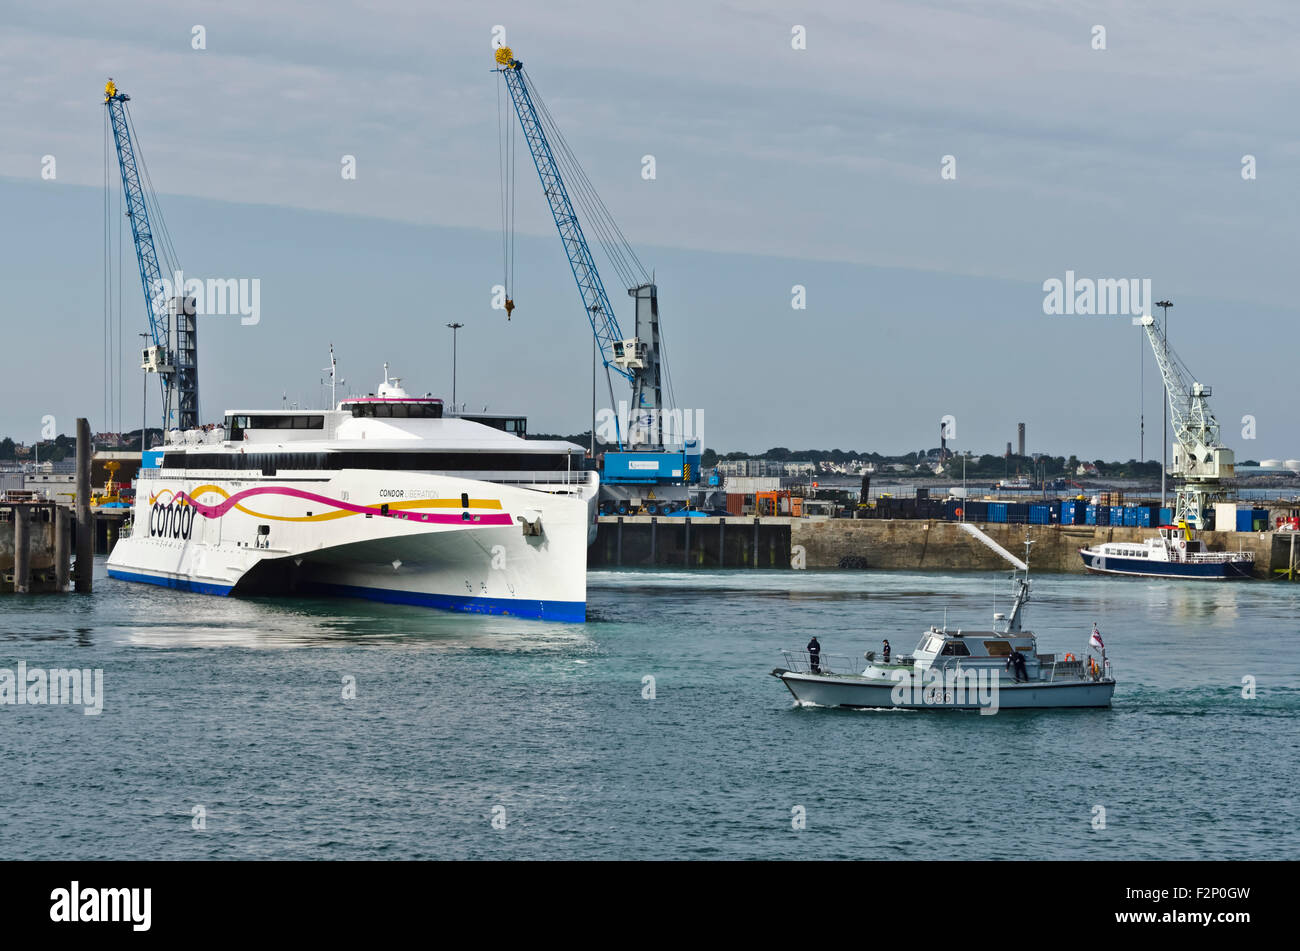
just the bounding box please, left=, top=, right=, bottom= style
left=939, top=641, right=970, bottom=656
left=349, top=402, right=443, bottom=419
left=165, top=451, right=575, bottom=472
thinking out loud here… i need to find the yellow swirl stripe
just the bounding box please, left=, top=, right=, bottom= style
left=179, top=484, right=503, bottom=523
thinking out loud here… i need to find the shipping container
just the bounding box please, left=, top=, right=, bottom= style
left=1029, top=504, right=1050, bottom=525
left=725, top=493, right=745, bottom=516
left=1085, top=505, right=1098, bottom=526
left=1135, top=508, right=1151, bottom=528
left=965, top=501, right=989, bottom=522
left=1159, top=507, right=1173, bottom=525
left=1007, top=503, right=1029, bottom=523
left=1110, top=506, right=1125, bottom=526
left=987, top=502, right=1007, bottom=523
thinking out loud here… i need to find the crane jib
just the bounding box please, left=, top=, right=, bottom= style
left=498, top=62, right=632, bottom=385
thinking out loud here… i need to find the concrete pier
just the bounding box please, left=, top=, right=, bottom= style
left=590, top=516, right=792, bottom=569
left=2, top=502, right=66, bottom=593
left=591, top=515, right=1293, bottom=579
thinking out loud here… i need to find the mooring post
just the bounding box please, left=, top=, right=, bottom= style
left=752, top=518, right=760, bottom=568
left=719, top=519, right=725, bottom=568
left=75, top=418, right=93, bottom=593
left=650, top=517, right=656, bottom=565
left=55, top=505, right=70, bottom=591
left=684, top=515, right=690, bottom=567
left=616, top=517, right=623, bottom=567
left=13, top=505, right=30, bottom=593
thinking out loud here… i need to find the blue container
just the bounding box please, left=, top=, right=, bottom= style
left=1123, top=507, right=1138, bottom=526
left=1159, top=507, right=1173, bottom=525
left=1136, top=508, right=1151, bottom=527
left=1029, top=504, right=1050, bottom=525
left=987, top=502, right=1007, bottom=523
left=1086, top=505, right=1098, bottom=525
left=1109, top=506, right=1125, bottom=526
left=1236, top=508, right=1254, bottom=532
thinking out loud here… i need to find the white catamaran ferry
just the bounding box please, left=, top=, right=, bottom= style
left=107, top=371, right=598, bottom=622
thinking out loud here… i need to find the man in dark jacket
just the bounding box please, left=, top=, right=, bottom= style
left=882, top=639, right=891, bottom=664
left=807, top=636, right=821, bottom=674
left=1005, top=648, right=1028, bottom=683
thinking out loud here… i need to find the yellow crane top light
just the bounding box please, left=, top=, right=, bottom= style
left=494, top=46, right=514, bottom=67
left=104, top=79, right=117, bottom=101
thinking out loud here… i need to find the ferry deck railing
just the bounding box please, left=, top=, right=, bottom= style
left=780, top=650, right=862, bottom=676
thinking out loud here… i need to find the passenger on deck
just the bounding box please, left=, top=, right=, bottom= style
left=807, top=636, right=821, bottom=674
left=882, top=639, right=891, bottom=663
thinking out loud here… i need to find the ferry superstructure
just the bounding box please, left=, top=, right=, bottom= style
left=107, top=375, right=598, bottom=622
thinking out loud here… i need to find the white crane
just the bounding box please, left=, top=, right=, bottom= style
left=1139, top=314, right=1235, bottom=529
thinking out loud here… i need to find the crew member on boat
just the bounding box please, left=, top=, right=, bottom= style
left=1006, top=648, right=1028, bottom=683
left=807, top=636, right=821, bottom=674
left=882, top=639, right=891, bottom=663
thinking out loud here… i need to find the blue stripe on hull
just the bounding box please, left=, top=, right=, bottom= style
left=308, top=581, right=586, bottom=623
left=1079, top=552, right=1252, bottom=579
left=108, top=567, right=235, bottom=596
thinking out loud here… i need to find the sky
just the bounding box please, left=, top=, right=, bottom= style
left=1, top=0, right=1298, bottom=461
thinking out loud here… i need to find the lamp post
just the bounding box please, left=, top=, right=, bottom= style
left=1155, top=299, right=1173, bottom=508
left=446, top=323, right=464, bottom=412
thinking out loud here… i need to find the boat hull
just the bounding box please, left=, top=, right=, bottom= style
left=1079, top=548, right=1253, bottom=579
left=107, top=470, right=596, bottom=622
left=775, top=671, right=1114, bottom=710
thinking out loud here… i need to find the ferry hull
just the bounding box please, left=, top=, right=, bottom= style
left=107, top=471, right=596, bottom=623
left=774, top=671, right=1115, bottom=710
left=1079, top=549, right=1253, bottom=580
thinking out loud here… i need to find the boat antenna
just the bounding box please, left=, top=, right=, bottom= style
left=321, top=343, right=345, bottom=409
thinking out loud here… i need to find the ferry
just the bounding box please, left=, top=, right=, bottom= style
left=773, top=530, right=1116, bottom=711
left=107, top=370, right=599, bottom=621
left=1079, top=526, right=1254, bottom=580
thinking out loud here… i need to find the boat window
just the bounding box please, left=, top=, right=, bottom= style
left=162, top=451, right=577, bottom=472
left=940, top=641, right=970, bottom=656
left=983, top=640, right=1012, bottom=656
left=347, top=402, right=443, bottom=419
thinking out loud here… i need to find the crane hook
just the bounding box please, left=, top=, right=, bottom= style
left=504, top=298, right=515, bottom=320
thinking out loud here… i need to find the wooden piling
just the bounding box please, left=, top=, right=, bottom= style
left=75, top=418, right=92, bottom=592
left=55, top=505, right=70, bottom=591
left=12, top=506, right=30, bottom=593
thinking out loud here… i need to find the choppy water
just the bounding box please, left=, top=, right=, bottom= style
left=1, top=557, right=1297, bottom=859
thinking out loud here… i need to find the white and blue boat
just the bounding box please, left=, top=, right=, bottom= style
left=1079, top=526, right=1253, bottom=580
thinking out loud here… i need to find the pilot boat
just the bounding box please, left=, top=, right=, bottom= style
left=1079, top=525, right=1254, bottom=579
left=772, top=526, right=1116, bottom=711
left=107, top=367, right=598, bottom=621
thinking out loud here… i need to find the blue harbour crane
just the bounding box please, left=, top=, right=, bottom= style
left=104, top=79, right=199, bottom=432
left=493, top=47, right=699, bottom=510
